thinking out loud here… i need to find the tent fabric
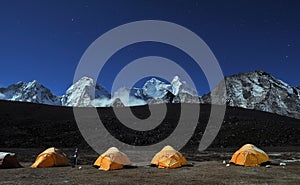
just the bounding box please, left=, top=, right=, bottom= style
left=230, top=144, right=270, bottom=167
left=93, top=147, right=131, bottom=171
left=0, top=152, right=22, bottom=169
left=151, top=145, right=188, bottom=169
left=31, top=147, right=69, bottom=168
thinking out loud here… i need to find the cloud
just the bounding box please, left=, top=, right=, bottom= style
left=113, top=87, right=146, bottom=107
left=91, top=98, right=112, bottom=107
left=91, top=87, right=147, bottom=107
left=0, top=93, right=6, bottom=100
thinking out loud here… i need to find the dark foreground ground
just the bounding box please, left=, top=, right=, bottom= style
left=0, top=100, right=299, bottom=184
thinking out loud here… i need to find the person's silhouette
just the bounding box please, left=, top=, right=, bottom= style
left=72, top=148, right=78, bottom=168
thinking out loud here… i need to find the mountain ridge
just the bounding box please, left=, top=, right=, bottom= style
left=0, top=70, right=299, bottom=119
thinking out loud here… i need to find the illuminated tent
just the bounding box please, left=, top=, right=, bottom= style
left=93, top=147, right=131, bottom=171
left=0, top=152, right=22, bottom=169
left=230, top=144, right=270, bottom=167
left=151, top=145, right=188, bottom=169
left=31, top=147, right=69, bottom=168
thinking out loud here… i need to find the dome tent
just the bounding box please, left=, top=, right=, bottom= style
left=93, top=147, right=131, bottom=171
left=151, top=145, right=188, bottom=169
left=230, top=144, right=270, bottom=167
left=0, top=152, right=22, bottom=169
left=31, top=147, right=69, bottom=168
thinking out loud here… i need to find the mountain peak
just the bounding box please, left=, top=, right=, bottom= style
left=253, top=70, right=274, bottom=78
left=27, top=80, right=43, bottom=87
left=74, top=76, right=95, bottom=85
left=78, top=76, right=94, bottom=81
left=171, top=76, right=198, bottom=96
left=230, top=70, right=271, bottom=79
left=171, top=75, right=180, bottom=82
left=203, top=70, right=300, bottom=119
left=147, top=77, right=165, bottom=84
left=62, top=76, right=110, bottom=107
left=171, top=76, right=184, bottom=95
left=142, top=78, right=171, bottom=99
left=0, top=79, right=60, bottom=105
left=254, top=70, right=267, bottom=74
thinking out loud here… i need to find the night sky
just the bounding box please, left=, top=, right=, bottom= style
left=0, top=0, right=299, bottom=95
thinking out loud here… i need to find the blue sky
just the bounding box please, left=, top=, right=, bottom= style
left=0, top=0, right=299, bottom=95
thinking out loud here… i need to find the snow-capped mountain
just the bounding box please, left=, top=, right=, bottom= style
left=1, top=71, right=299, bottom=119
left=202, top=70, right=300, bottom=119
left=0, top=80, right=61, bottom=105
left=171, top=76, right=198, bottom=96
left=141, top=76, right=198, bottom=98
left=111, top=76, right=200, bottom=105
left=0, top=76, right=200, bottom=107
left=141, top=76, right=199, bottom=103
left=61, top=76, right=110, bottom=107
left=142, top=78, right=172, bottom=99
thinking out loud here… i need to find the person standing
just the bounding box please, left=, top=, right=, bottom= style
left=72, top=148, right=78, bottom=168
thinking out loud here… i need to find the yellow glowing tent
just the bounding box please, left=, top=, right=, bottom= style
left=31, top=147, right=69, bottom=168
left=151, top=145, right=188, bottom=169
left=230, top=144, right=269, bottom=167
left=93, top=147, right=131, bottom=171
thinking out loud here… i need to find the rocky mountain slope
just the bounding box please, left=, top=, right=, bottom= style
left=0, top=80, right=61, bottom=105
left=0, top=100, right=299, bottom=149
left=202, top=70, right=300, bottom=119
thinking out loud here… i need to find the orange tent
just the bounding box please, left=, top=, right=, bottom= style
left=230, top=144, right=269, bottom=167
left=93, top=147, right=131, bottom=171
left=31, top=147, right=69, bottom=168
left=151, top=145, right=188, bottom=169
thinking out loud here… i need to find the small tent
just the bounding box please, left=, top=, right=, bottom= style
left=230, top=144, right=269, bottom=167
left=0, top=152, right=22, bottom=169
left=151, top=145, right=188, bottom=169
left=31, top=147, right=69, bottom=168
left=93, top=147, right=131, bottom=171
